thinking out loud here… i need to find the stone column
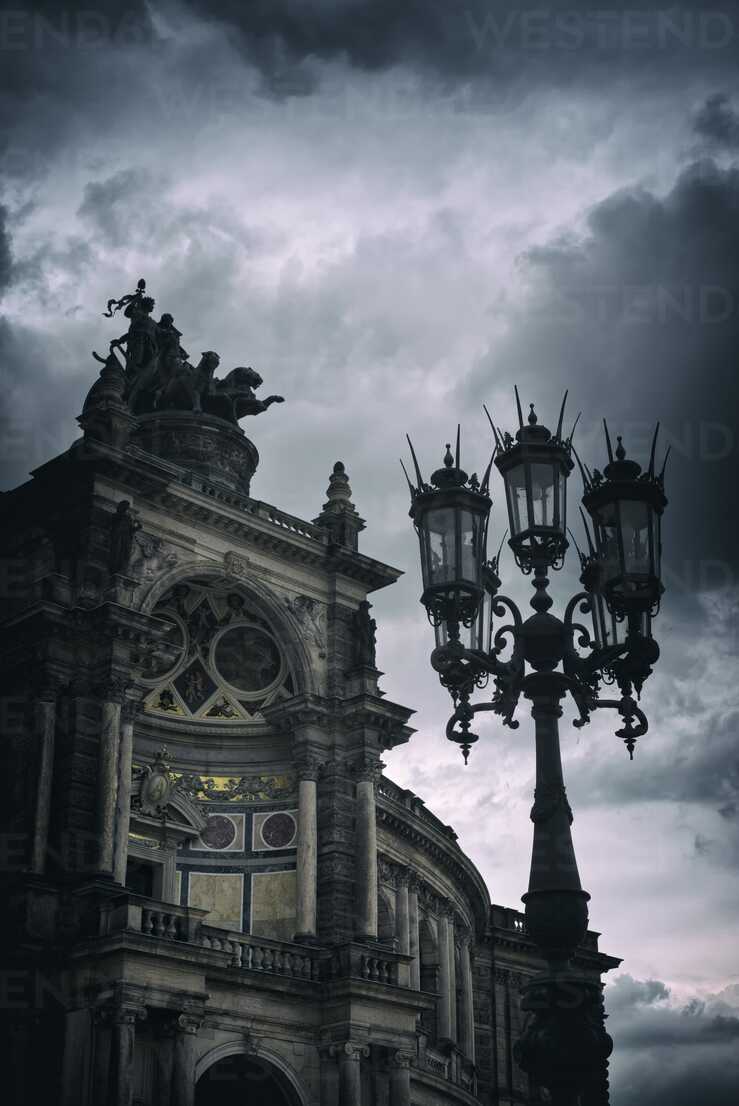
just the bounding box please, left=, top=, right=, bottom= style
left=355, top=759, right=380, bottom=941
left=110, top=1002, right=146, bottom=1106
left=171, top=1011, right=203, bottom=1106
left=447, top=911, right=458, bottom=1043
left=459, top=931, right=476, bottom=1064
left=97, top=678, right=126, bottom=875
left=113, top=699, right=137, bottom=886
left=389, top=1051, right=412, bottom=1106
left=437, top=909, right=452, bottom=1041
left=408, top=874, right=420, bottom=990
left=396, top=869, right=410, bottom=987
left=333, top=1042, right=368, bottom=1106
left=31, top=678, right=59, bottom=873
left=295, top=754, right=320, bottom=939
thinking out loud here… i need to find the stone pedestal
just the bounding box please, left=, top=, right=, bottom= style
left=131, top=412, right=259, bottom=496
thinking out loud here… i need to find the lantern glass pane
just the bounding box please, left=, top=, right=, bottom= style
left=620, top=500, right=651, bottom=576
left=556, top=469, right=567, bottom=531
left=426, top=507, right=457, bottom=585
left=530, top=463, right=557, bottom=529
left=460, top=509, right=483, bottom=584
left=505, top=464, right=528, bottom=535
left=594, top=501, right=621, bottom=583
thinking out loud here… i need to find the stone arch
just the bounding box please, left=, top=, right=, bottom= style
left=419, top=916, right=440, bottom=1041
left=194, top=1040, right=308, bottom=1106
left=137, top=561, right=318, bottom=699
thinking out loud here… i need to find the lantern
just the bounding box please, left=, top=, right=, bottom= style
left=489, top=390, right=575, bottom=572
left=581, top=425, right=667, bottom=621
left=404, top=434, right=493, bottom=642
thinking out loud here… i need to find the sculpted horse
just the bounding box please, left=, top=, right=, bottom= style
left=214, top=366, right=284, bottom=420
left=157, top=351, right=222, bottom=415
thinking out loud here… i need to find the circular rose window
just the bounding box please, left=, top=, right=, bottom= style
left=199, top=814, right=237, bottom=850
left=260, top=812, right=296, bottom=849
left=213, top=625, right=282, bottom=695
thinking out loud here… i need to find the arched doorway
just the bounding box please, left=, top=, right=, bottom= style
left=195, top=1053, right=299, bottom=1106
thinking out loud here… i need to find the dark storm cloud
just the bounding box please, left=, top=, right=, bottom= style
left=185, top=0, right=739, bottom=91
left=693, top=91, right=739, bottom=148
left=0, top=206, right=13, bottom=298
left=0, top=318, right=89, bottom=488
left=470, top=156, right=739, bottom=575
left=606, top=974, right=739, bottom=1106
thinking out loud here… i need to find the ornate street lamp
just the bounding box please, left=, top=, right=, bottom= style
left=404, top=396, right=668, bottom=1106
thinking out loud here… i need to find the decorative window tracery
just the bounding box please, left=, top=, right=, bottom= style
left=142, top=580, right=295, bottom=722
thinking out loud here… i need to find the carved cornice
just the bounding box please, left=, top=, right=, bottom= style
left=376, top=805, right=488, bottom=935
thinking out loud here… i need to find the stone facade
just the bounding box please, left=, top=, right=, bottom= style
left=0, top=395, right=618, bottom=1105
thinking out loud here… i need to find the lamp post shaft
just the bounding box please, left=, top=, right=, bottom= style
left=527, top=684, right=582, bottom=896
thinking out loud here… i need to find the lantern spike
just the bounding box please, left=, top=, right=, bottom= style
left=405, top=434, right=425, bottom=489
left=658, top=445, right=671, bottom=483
left=647, top=422, right=660, bottom=477
left=603, top=419, right=614, bottom=463
left=566, top=411, right=582, bottom=447
left=567, top=526, right=585, bottom=563
left=496, top=528, right=508, bottom=565
left=483, top=405, right=504, bottom=450
left=571, top=444, right=592, bottom=491
left=455, top=424, right=461, bottom=471
left=480, top=449, right=496, bottom=496
left=514, top=386, right=525, bottom=429
left=555, top=389, right=569, bottom=440
left=399, top=458, right=415, bottom=497
left=578, top=506, right=596, bottom=554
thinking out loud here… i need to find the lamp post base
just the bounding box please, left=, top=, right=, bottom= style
left=514, top=972, right=613, bottom=1106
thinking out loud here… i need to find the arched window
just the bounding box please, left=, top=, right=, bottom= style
left=377, top=889, right=396, bottom=945
left=141, top=579, right=295, bottom=722
left=419, top=916, right=440, bottom=1041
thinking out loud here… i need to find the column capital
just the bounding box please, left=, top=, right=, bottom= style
left=33, top=673, right=64, bottom=702
left=94, top=674, right=130, bottom=703
left=295, top=745, right=323, bottom=780
left=390, top=1050, right=414, bottom=1070
left=406, top=871, right=420, bottom=893
left=330, top=1041, right=370, bottom=1061
left=174, top=1011, right=204, bottom=1035
left=395, top=865, right=412, bottom=889
left=352, top=753, right=385, bottom=784
left=111, top=1001, right=147, bottom=1026
left=121, top=696, right=143, bottom=724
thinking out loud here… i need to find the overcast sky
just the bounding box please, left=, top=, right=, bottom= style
left=1, top=3, right=738, bottom=1101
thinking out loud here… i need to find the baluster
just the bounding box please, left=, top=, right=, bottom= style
left=253, top=946, right=264, bottom=970
left=263, top=948, right=274, bottom=971
left=232, top=942, right=243, bottom=967
left=142, top=909, right=153, bottom=936
left=165, top=914, right=177, bottom=940
left=154, top=911, right=165, bottom=938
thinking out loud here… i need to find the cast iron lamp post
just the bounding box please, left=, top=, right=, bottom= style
left=403, top=391, right=668, bottom=1106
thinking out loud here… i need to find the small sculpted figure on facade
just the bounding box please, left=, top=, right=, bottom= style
left=109, top=501, right=141, bottom=574
left=353, top=600, right=377, bottom=668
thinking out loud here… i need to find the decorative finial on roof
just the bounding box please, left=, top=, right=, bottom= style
left=313, top=461, right=366, bottom=551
